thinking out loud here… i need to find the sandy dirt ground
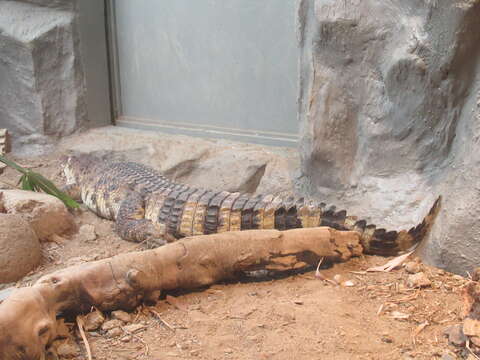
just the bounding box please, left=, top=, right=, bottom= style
left=0, top=150, right=469, bottom=360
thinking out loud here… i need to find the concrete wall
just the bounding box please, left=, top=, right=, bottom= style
left=113, top=0, right=298, bottom=146
left=0, top=0, right=110, bottom=153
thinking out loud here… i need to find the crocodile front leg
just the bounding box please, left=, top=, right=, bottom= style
left=115, top=191, right=168, bottom=247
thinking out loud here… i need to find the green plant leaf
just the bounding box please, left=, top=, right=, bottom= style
left=0, top=155, right=26, bottom=174
left=20, top=174, right=33, bottom=191
left=0, top=155, right=80, bottom=209
left=28, top=172, right=80, bottom=209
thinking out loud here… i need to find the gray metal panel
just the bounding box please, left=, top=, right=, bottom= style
left=113, top=0, right=298, bottom=145
left=77, top=0, right=112, bottom=127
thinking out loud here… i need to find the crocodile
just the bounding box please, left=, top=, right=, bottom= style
left=62, top=153, right=440, bottom=256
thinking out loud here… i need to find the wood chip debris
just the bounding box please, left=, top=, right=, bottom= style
left=367, top=251, right=414, bottom=272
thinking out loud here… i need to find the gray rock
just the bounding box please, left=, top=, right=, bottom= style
left=444, top=324, right=467, bottom=347
left=0, top=214, right=41, bottom=283
left=298, top=0, right=480, bottom=274
left=0, top=1, right=86, bottom=153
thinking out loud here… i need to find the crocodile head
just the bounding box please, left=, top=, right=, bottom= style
left=61, top=153, right=97, bottom=185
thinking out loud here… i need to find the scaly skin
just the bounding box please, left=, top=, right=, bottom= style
left=62, top=154, right=441, bottom=256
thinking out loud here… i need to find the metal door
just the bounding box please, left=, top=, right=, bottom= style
left=109, top=0, right=298, bottom=146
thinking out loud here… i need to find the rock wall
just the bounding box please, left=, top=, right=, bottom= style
left=298, top=0, right=480, bottom=274
left=0, top=0, right=87, bottom=152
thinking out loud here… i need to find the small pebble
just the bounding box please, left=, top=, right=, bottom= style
left=441, top=353, right=456, bottom=360
left=333, top=274, right=343, bottom=284
left=79, top=224, right=97, bottom=242
left=102, top=319, right=123, bottom=331
left=83, top=310, right=105, bottom=331
left=123, top=323, right=146, bottom=333
left=381, top=335, right=393, bottom=343
left=406, top=272, right=431, bottom=288
left=470, top=336, right=480, bottom=347
left=391, top=311, right=410, bottom=320
left=463, top=318, right=480, bottom=337
left=190, top=349, right=200, bottom=356
left=404, top=261, right=421, bottom=274
left=444, top=324, right=467, bottom=347
left=112, top=310, right=132, bottom=323
left=56, top=342, right=80, bottom=358
left=120, top=335, right=132, bottom=343
left=107, top=327, right=123, bottom=338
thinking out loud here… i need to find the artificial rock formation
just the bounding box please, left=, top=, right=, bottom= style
left=298, top=0, right=480, bottom=274
left=0, top=0, right=87, bottom=152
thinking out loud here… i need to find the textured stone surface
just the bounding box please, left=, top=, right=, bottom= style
left=0, top=214, right=41, bottom=283
left=60, top=126, right=298, bottom=196
left=0, top=190, right=75, bottom=241
left=298, top=0, right=480, bottom=274
left=0, top=0, right=86, bottom=154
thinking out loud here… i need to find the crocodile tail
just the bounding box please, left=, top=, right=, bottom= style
left=157, top=184, right=440, bottom=257
left=260, top=194, right=442, bottom=256
left=358, top=196, right=442, bottom=256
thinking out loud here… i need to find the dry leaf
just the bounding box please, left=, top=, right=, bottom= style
left=413, top=321, right=429, bottom=338
left=367, top=251, right=414, bottom=272
left=391, top=311, right=410, bottom=320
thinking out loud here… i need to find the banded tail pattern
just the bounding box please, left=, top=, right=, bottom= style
left=63, top=154, right=441, bottom=256
left=148, top=188, right=441, bottom=256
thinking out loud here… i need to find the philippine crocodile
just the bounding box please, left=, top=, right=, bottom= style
left=62, top=153, right=440, bottom=256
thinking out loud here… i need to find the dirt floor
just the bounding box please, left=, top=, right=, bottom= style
left=0, top=151, right=471, bottom=360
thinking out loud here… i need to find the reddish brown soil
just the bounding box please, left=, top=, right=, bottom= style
left=0, top=153, right=467, bottom=360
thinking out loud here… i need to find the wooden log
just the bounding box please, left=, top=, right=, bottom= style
left=0, top=227, right=361, bottom=359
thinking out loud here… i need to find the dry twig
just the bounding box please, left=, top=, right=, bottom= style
left=121, top=326, right=149, bottom=356
left=315, top=258, right=337, bottom=285
left=466, top=339, right=480, bottom=360
left=367, top=251, right=414, bottom=272
left=76, top=316, right=93, bottom=360
left=149, top=308, right=175, bottom=332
